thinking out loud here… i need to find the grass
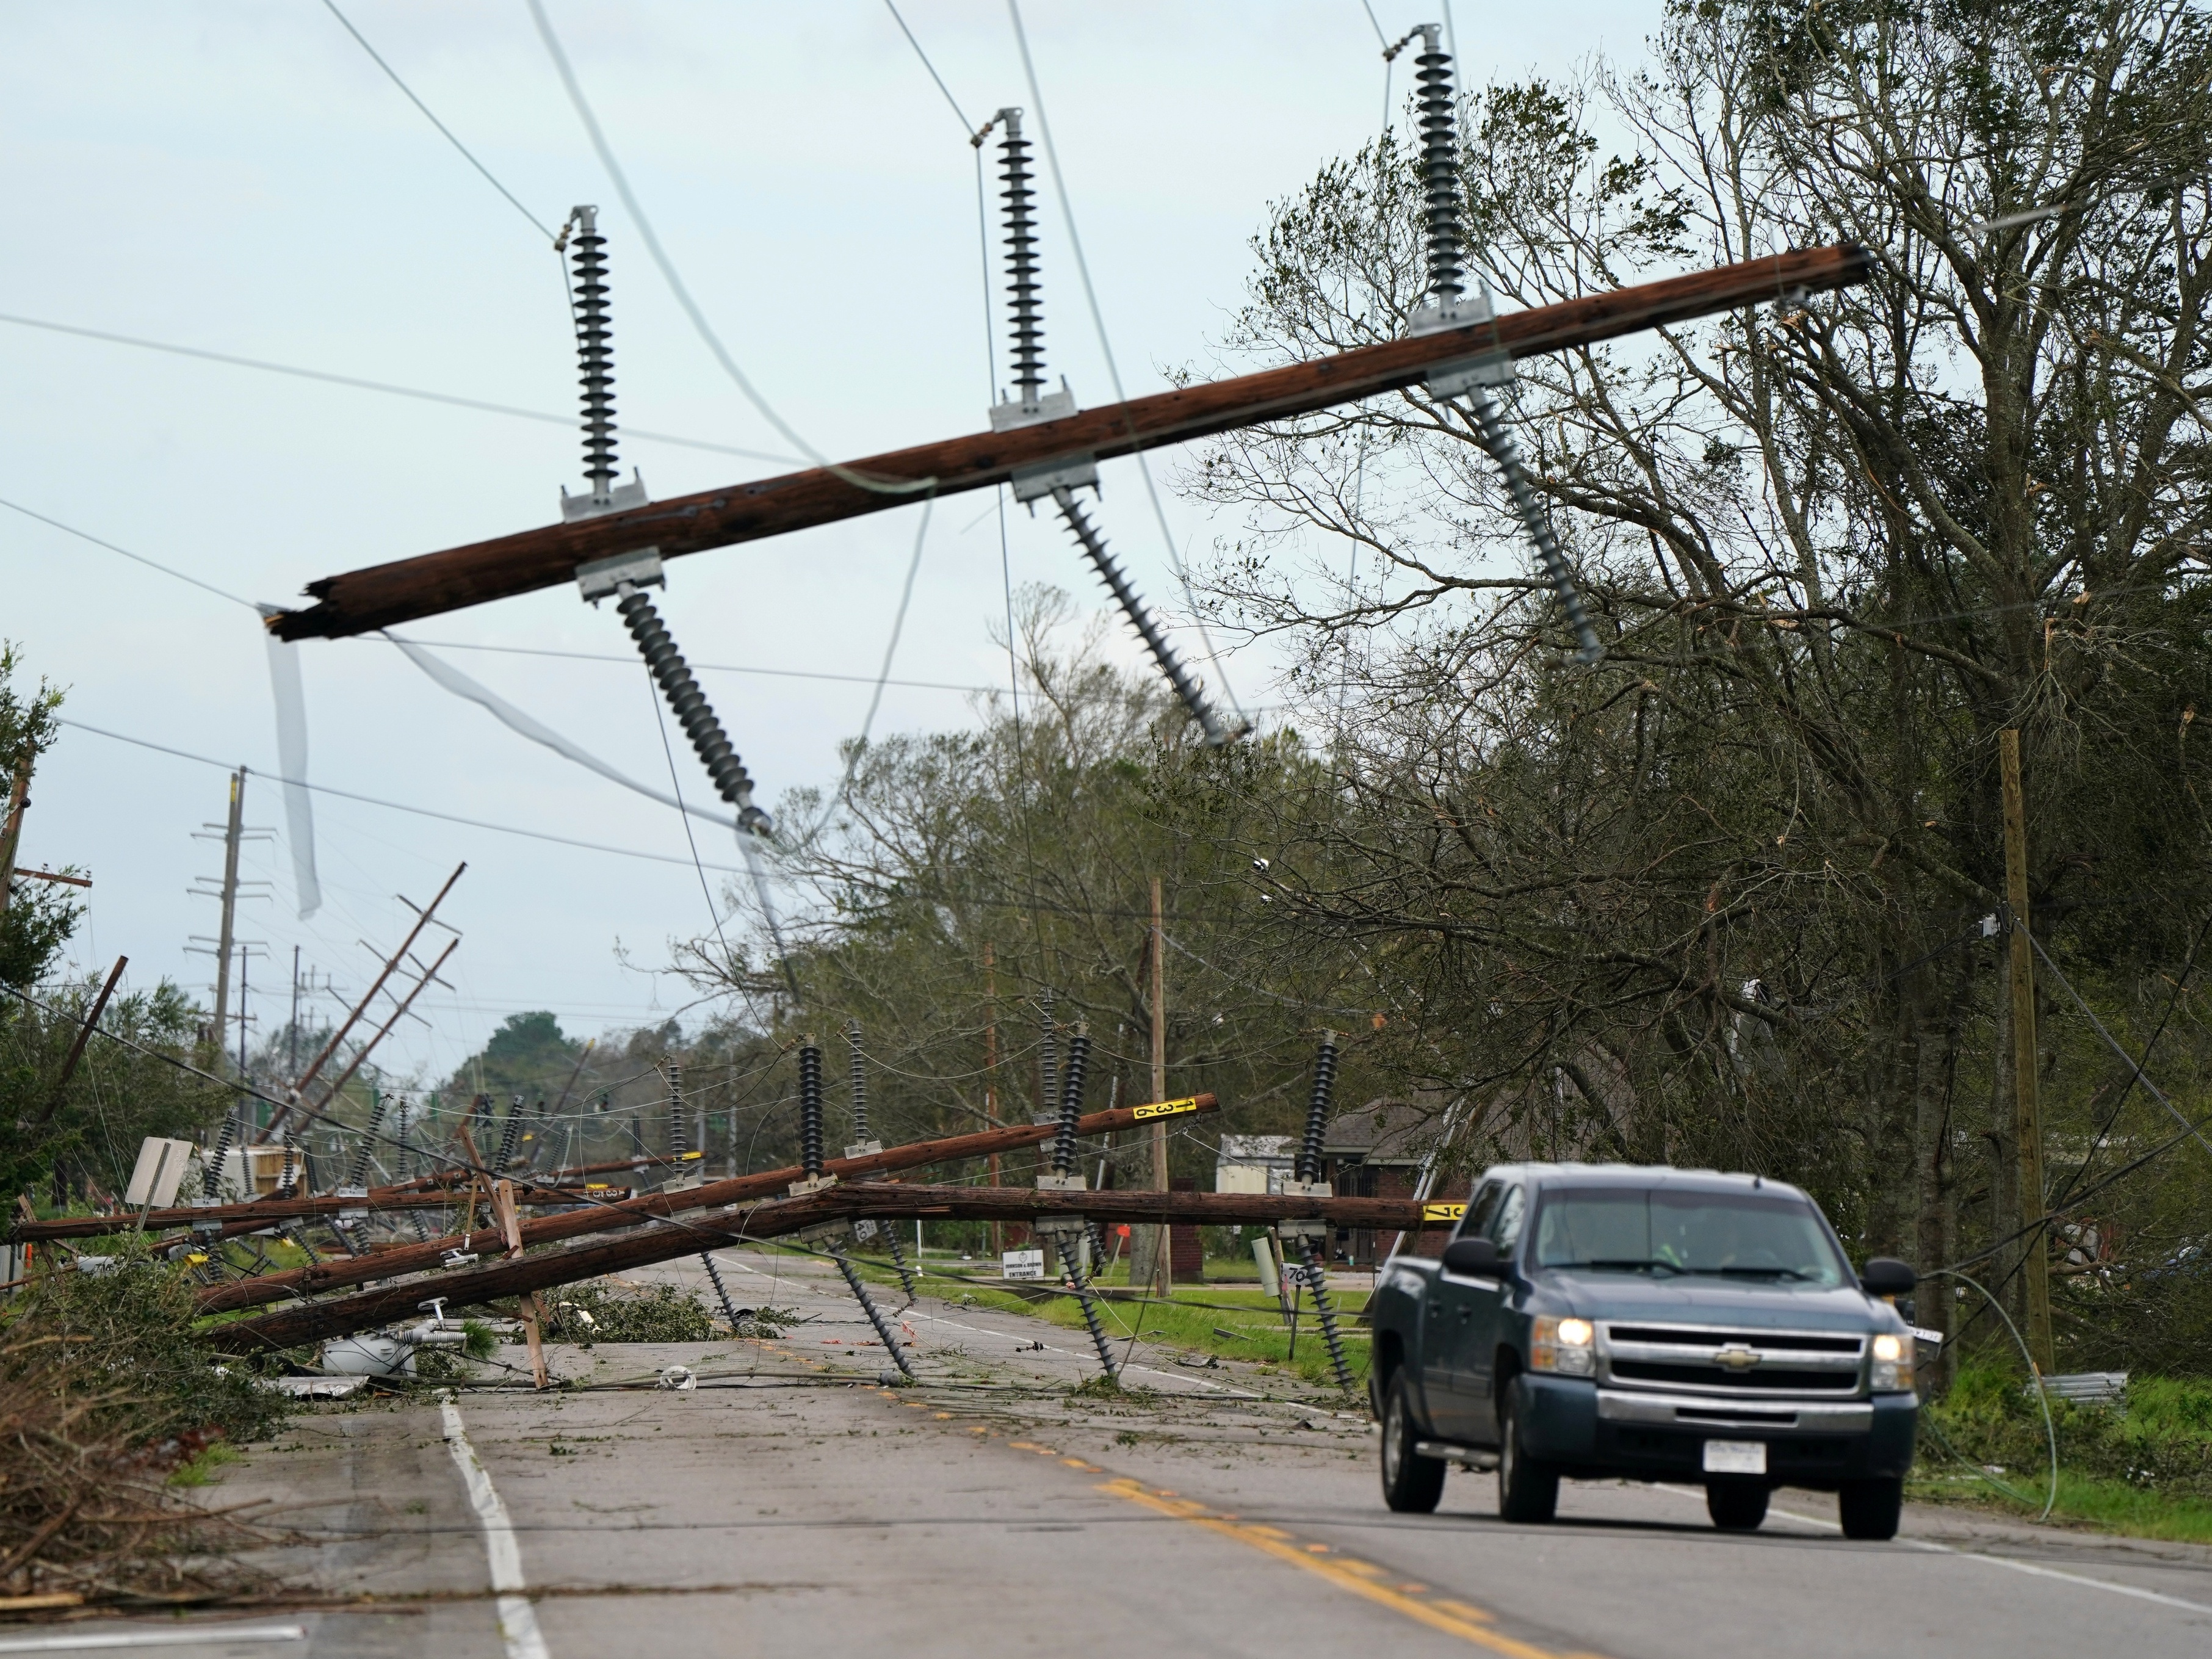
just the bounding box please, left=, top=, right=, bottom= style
left=840, top=1246, right=1372, bottom=1393
left=1912, top=1364, right=2212, bottom=1542
left=165, top=1441, right=243, bottom=1488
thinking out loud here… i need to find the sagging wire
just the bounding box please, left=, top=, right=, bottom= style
left=978, top=103, right=1237, bottom=747
left=1401, top=24, right=1603, bottom=667
left=1917, top=1268, right=2058, bottom=1522
left=1002, top=2, right=1251, bottom=738
left=524, top=0, right=934, bottom=499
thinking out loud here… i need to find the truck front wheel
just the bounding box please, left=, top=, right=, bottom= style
left=1496, top=1382, right=1560, bottom=1523
left=1380, top=1372, right=1446, bottom=1513
left=1838, top=1476, right=1903, bottom=1541
left=1706, top=1480, right=1768, bottom=1531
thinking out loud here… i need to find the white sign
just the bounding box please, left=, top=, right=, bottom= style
left=123, top=1137, right=195, bottom=1208
left=1001, top=1248, right=1046, bottom=1281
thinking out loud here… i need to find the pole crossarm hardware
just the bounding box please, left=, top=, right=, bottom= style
left=176, top=1093, right=1221, bottom=1311
left=268, top=247, right=1873, bottom=640
left=213, top=1179, right=1420, bottom=1352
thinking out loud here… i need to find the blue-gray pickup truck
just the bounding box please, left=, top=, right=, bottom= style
left=1368, top=1163, right=1919, bottom=1539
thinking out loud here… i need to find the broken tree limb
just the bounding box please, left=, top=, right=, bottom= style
left=268, top=246, right=1872, bottom=640
left=189, top=1094, right=1221, bottom=1312
left=211, top=1180, right=1423, bottom=1352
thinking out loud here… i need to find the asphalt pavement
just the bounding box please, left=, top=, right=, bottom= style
left=32, top=1248, right=2210, bottom=1659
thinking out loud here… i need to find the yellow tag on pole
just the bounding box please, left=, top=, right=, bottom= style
left=1132, top=1096, right=1202, bottom=1121
left=1421, top=1202, right=1466, bottom=1224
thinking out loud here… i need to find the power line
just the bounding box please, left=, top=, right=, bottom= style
left=881, top=0, right=974, bottom=132
left=319, top=0, right=555, bottom=241
left=0, top=494, right=254, bottom=610
left=0, top=310, right=800, bottom=467
left=54, top=717, right=754, bottom=875
left=1004, top=0, right=1248, bottom=728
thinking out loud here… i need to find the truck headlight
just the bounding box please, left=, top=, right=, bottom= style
left=1531, top=1315, right=1595, bottom=1376
left=1870, top=1330, right=1914, bottom=1392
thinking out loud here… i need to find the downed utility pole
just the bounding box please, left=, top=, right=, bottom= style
left=188, top=1094, right=1220, bottom=1312
left=217, top=1180, right=1434, bottom=1352
left=267, top=245, right=1873, bottom=642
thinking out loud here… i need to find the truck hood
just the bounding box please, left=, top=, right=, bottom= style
left=1534, top=1270, right=1886, bottom=1332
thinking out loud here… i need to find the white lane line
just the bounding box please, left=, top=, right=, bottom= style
left=1652, top=1483, right=2212, bottom=1615
left=0, top=1632, right=304, bottom=1654
left=439, top=1391, right=552, bottom=1659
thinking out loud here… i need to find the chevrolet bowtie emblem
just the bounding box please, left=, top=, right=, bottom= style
left=1713, top=1343, right=1762, bottom=1370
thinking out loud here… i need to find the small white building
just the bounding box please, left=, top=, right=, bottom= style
left=1215, top=1134, right=1297, bottom=1195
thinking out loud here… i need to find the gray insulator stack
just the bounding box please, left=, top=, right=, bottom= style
left=201, top=1107, right=239, bottom=1201
left=492, top=1096, right=524, bottom=1175
left=798, top=1041, right=824, bottom=1177
left=1039, top=990, right=1058, bottom=1121
left=1052, top=486, right=1233, bottom=746
left=846, top=1021, right=869, bottom=1143
left=997, top=110, right=1044, bottom=405
left=275, top=1128, right=301, bottom=1199
left=1297, top=1032, right=1340, bottom=1184
left=615, top=586, right=769, bottom=832
left=568, top=206, right=618, bottom=502
left=666, top=1061, right=686, bottom=1158
left=345, top=1094, right=389, bottom=1191
left=1052, top=1024, right=1091, bottom=1176
left=397, top=1099, right=430, bottom=1243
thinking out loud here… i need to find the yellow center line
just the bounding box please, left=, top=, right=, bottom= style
left=1093, top=1479, right=1605, bottom=1659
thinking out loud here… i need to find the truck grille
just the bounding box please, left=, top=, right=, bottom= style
left=1598, top=1321, right=1866, bottom=1397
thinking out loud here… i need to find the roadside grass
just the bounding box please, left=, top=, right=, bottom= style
left=828, top=1246, right=1372, bottom=1393
left=1912, top=1364, right=2212, bottom=1543
left=167, top=1441, right=244, bottom=1488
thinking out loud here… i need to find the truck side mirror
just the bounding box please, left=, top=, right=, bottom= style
left=1859, top=1257, right=1916, bottom=1298
left=1442, top=1236, right=1502, bottom=1278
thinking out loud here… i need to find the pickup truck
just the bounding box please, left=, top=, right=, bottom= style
left=1368, top=1163, right=1918, bottom=1539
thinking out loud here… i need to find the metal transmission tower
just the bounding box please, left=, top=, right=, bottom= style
left=983, top=109, right=1240, bottom=747
left=1403, top=26, right=1603, bottom=666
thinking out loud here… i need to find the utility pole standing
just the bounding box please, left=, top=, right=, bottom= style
left=204, top=768, right=245, bottom=1056
left=0, top=746, right=32, bottom=919
left=984, top=941, right=1001, bottom=1259
left=2000, top=729, right=2055, bottom=1375
left=1150, top=875, right=1170, bottom=1298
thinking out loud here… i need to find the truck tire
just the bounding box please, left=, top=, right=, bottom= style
left=1838, top=1476, right=1903, bottom=1541
left=1379, top=1372, right=1446, bottom=1513
left=1705, top=1480, right=1768, bottom=1531
left=1495, top=1382, right=1559, bottom=1523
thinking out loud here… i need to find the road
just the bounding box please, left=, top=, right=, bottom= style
left=42, top=1248, right=2212, bottom=1659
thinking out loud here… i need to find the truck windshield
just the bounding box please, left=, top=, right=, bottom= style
left=1531, top=1188, right=1848, bottom=1286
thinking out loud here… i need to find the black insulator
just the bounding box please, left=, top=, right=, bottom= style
left=1414, top=30, right=1464, bottom=306
left=1064, top=1248, right=1118, bottom=1381
left=615, top=585, right=769, bottom=830
left=883, top=1223, right=920, bottom=1305
left=1039, top=989, right=1058, bottom=1119
left=492, top=1095, right=523, bottom=1176
left=568, top=209, right=619, bottom=497
left=799, top=1041, right=825, bottom=1177
left=1051, top=486, right=1234, bottom=746
left=997, top=110, right=1046, bottom=403
left=202, top=1108, right=239, bottom=1199
left=699, top=1249, right=743, bottom=1329
left=347, top=1094, right=391, bottom=1191
left=1053, top=1025, right=1091, bottom=1176
left=847, top=1020, right=869, bottom=1142
left=1297, top=1032, right=1340, bottom=1184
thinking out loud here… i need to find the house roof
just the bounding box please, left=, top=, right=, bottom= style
left=1322, top=1097, right=1444, bottom=1166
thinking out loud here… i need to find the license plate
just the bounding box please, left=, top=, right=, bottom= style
left=1702, top=1439, right=1767, bottom=1475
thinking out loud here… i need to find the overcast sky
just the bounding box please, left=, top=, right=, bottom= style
left=3, top=0, right=1659, bottom=1086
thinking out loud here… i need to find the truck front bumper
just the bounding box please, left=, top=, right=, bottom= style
left=1516, top=1375, right=1917, bottom=1485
